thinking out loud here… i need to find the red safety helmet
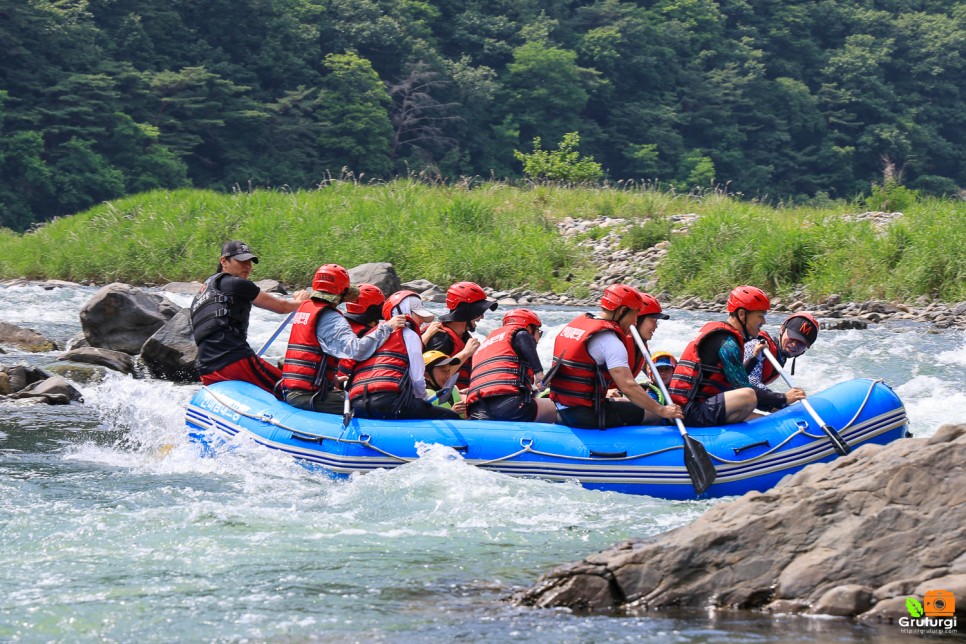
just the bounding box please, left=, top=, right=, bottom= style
left=600, top=284, right=645, bottom=312
left=726, top=285, right=771, bottom=313
left=503, top=308, right=542, bottom=329
left=445, top=281, right=487, bottom=310
left=345, top=283, right=385, bottom=315
left=382, top=289, right=420, bottom=320
left=781, top=312, right=819, bottom=347
left=312, top=264, right=351, bottom=295
left=638, top=292, right=669, bottom=319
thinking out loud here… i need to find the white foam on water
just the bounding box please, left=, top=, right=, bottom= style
left=895, top=375, right=966, bottom=437
left=934, top=336, right=966, bottom=367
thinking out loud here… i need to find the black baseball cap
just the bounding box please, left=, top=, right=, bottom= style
left=221, top=240, right=259, bottom=263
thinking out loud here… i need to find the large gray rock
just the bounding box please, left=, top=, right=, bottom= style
left=1, top=364, right=53, bottom=393
left=140, top=308, right=199, bottom=382
left=348, top=263, right=402, bottom=297
left=61, top=347, right=135, bottom=375
left=0, top=321, right=57, bottom=352
left=79, top=283, right=180, bottom=354
left=11, top=374, right=83, bottom=404
left=513, top=425, right=966, bottom=620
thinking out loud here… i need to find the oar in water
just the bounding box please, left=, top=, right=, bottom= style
left=257, top=311, right=295, bottom=357
left=761, top=346, right=850, bottom=455
left=630, top=326, right=716, bottom=495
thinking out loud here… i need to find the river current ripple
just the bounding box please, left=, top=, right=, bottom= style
left=1, top=284, right=963, bottom=643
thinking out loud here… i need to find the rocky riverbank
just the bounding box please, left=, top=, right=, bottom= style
left=512, top=424, right=966, bottom=623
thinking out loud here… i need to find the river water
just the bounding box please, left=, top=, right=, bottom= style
left=2, top=284, right=964, bottom=643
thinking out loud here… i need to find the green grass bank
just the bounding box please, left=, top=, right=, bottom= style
left=0, top=181, right=963, bottom=303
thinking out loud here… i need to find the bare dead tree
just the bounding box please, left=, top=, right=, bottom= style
left=387, top=62, right=463, bottom=162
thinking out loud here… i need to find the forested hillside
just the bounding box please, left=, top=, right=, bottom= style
left=1, top=0, right=963, bottom=231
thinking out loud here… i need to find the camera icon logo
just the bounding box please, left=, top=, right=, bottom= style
left=924, top=589, right=956, bottom=617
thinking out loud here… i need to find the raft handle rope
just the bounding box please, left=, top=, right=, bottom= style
left=197, top=379, right=891, bottom=468
left=709, top=379, right=885, bottom=465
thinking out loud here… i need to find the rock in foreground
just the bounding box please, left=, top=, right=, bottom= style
left=512, top=425, right=966, bottom=622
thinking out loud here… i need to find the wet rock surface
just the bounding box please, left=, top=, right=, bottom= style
left=80, top=282, right=180, bottom=354
left=512, top=424, right=966, bottom=621
left=139, top=308, right=199, bottom=382
left=61, top=347, right=136, bottom=375
left=0, top=321, right=58, bottom=352
left=1, top=364, right=83, bottom=404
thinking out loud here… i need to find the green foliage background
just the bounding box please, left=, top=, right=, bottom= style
left=1, top=0, right=964, bottom=231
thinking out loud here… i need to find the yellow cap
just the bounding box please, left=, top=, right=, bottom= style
left=423, top=350, right=460, bottom=369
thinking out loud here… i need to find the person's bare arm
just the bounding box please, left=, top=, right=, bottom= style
left=253, top=289, right=308, bottom=314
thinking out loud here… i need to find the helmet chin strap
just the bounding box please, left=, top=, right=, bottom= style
left=736, top=309, right=754, bottom=341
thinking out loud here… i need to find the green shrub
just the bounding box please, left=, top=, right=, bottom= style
left=622, top=217, right=673, bottom=252
left=514, top=132, right=604, bottom=184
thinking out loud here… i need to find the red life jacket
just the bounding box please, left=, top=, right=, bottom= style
left=337, top=319, right=371, bottom=382
left=348, top=318, right=419, bottom=400
left=465, top=324, right=534, bottom=405
left=440, top=325, right=472, bottom=389
left=548, top=314, right=625, bottom=408
left=668, top=321, right=745, bottom=406
left=281, top=300, right=342, bottom=395
left=757, top=331, right=780, bottom=385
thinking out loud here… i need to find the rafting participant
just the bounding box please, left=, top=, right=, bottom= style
left=744, top=312, right=820, bottom=388
left=190, top=240, right=309, bottom=394
left=425, top=281, right=494, bottom=392
left=668, top=285, right=806, bottom=426
left=350, top=290, right=461, bottom=420
left=549, top=285, right=683, bottom=429
left=336, top=283, right=386, bottom=383
left=645, top=352, right=677, bottom=403
left=423, top=350, right=467, bottom=417
left=465, top=308, right=557, bottom=423
left=610, top=293, right=672, bottom=404
left=281, top=266, right=405, bottom=413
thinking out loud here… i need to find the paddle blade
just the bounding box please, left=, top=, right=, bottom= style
left=823, top=425, right=851, bottom=455
left=683, top=435, right=717, bottom=496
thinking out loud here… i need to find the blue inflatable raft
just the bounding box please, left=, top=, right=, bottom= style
left=184, top=378, right=908, bottom=499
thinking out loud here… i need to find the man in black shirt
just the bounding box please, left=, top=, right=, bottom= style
left=190, top=241, right=307, bottom=393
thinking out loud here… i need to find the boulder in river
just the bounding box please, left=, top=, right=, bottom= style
left=10, top=374, right=83, bottom=404
left=349, top=263, right=402, bottom=297
left=0, top=321, right=58, bottom=352
left=512, top=425, right=966, bottom=621
left=139, top=308, right=199, bottom=382
left=61, top=347, right=136, bottom=375
left=79, top=283, right=180, bottom=354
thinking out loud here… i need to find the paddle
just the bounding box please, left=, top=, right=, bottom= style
left=761, top=346, right=850, bottom=455
left=257, top=311, right=295, bottom=357
left=630, top=326, right=716, bottom=495
left=342, top=386, right=353, bottom=427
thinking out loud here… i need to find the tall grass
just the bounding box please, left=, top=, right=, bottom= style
left=0, top=182, right=963, bottom=303
left=659, top=196, right=966, bottom=302
left=0, top=182, right=593, bottom=292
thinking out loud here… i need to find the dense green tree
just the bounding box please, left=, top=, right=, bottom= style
left=316, top=52, right=394, bottom=177
left=504, top=38, right=593, bottom=148
left=0, top=0, right=964, bottom=228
